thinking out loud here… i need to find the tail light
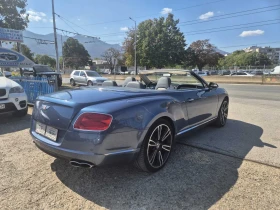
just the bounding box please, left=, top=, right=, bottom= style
left=74, top=113, right=112, bottom=131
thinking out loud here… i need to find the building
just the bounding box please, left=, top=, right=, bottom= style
left=243, top=46, right=280, bottom=64
left=92, top=59, right=108, bottom=65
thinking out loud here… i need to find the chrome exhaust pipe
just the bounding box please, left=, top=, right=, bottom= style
left=69, top=160, right=94, bottom=168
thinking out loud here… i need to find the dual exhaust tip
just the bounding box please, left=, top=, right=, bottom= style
left=69, top=160, right=94, bottom=168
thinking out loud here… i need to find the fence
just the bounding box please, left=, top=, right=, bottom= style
left=10, top=76, right=57, bottom=104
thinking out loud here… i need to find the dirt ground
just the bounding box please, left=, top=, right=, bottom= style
left=1, top=87, right=280, bottom=209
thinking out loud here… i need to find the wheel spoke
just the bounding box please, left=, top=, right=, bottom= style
left=146, top=123, right=173, bottom=168
left=148, top=139, right=157, bottom=147
left=158, top=151, right=164, bottom=166
left=161, top=129, right=171, bottom=142
left=149, top=150, right=157, bottom=164
left=162, top=144, right=171, bottom=152
left=157, top=125, right=162, bottom=140
left=224, top=105, right=228, bottom=111
left=221, top=114, right=224, bottom=124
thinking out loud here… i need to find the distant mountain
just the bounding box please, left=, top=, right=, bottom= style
left=2, top=30, right=122, bottom=58
left=2, top=30, right=229, bottom=58
left=215, top=48, right=229, bottom=55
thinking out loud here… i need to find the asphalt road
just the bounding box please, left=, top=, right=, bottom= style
left=220, top=84, right=280, bottom=101
left=63, top=76, right=280, bottom=101
left=1, top=83, right=280, bottom=209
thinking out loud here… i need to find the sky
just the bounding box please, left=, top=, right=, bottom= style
left=25, top=0, right=280, bottom=52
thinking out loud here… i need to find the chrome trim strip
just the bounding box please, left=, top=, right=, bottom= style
left=176, top=117, right=217, bottom=136
left=104, top=149, right=139, bottom=156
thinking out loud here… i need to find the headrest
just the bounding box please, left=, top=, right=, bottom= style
left=126, top=81, right=145, bottom=89
left=122, top=77, right=136, bottom=87
left=155, top=77, right=171, bottom=90
left=102, top=80, right=118, bottom=87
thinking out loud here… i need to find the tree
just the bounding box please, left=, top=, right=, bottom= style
left=34, top=54, right=56, bottom=68
left=184, top=39, right=223, bottom=71
left=122, top=30, right=135, bottom=67
left=0, top=0, right=29, bottom=30
left=101, top=48, right=121, bottom=71
left=63, top=38, right=90, bottom=69
left=12, top=43, right=34, bottom=61
left=218, top=51, right=272, bottom=68
left=123, top=13, right=186, bottom=69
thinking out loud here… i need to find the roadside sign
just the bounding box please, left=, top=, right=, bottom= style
left=0, top=28, right=23, bottom=42
left=0, top=47, right=34, bottom=68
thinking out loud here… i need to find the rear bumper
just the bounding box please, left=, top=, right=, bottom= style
left=31, top=131, right=140, bottom=166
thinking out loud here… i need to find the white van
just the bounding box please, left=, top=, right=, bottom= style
left=270, top=66, right=280, bottom=75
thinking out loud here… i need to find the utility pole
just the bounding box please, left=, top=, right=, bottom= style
left=61, top=34, right=64, bottom=73
left=129, top=17, right=137, bottom=75
left=52, top=0, right=60, bottom=73
left=16, top=42, right=24, bottom=76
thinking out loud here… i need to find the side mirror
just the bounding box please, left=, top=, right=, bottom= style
left=209, top=82, right=218, bottom=89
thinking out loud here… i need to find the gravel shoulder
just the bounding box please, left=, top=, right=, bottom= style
left=1, top=87, right=280, bottom=209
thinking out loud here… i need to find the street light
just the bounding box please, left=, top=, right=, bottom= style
left=129, top=17, right=137, bottom=75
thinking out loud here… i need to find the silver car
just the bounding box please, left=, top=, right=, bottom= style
left=70, top=70, right=108, bottom=86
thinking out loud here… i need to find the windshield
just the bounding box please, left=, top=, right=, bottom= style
left=34, top=66, right=54, bottom=72
left=0, top=71, right=3, bottom=77
left=86, top=71, right=101, bottom=77
left=142, top=70, right=205, bottom=87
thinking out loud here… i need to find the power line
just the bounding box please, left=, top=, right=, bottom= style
left=82, top=18, right=280, bottom=38
left=180, top=7, right=280, bottom=26
left=55, top=14, right=79, bottom=33
left=55, top=13, right=92, bottom=34
left=185, top=21, right=280, bottom=36
left=133, top=0, right=229, bottom=19
left=179, top=4, right=280, bottom=25
left=23, top=36, right=55, bottom=44
left=182, top=18, right=280, bottom=34
left=55, top=28, right=100, bottom=39
left=80, top=0, right=229, bottom=26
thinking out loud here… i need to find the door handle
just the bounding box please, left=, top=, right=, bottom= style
left=187, top=98, right=194, bottom=102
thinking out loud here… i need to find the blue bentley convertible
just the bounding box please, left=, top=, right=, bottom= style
left=30, top=70, right=229, bottom=172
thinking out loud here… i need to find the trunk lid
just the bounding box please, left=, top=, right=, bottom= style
left=33, top=87, right=158, bottom=129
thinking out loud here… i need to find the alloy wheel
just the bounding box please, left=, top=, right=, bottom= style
left=147, top=124, right=173, bottom=168
left=220, top=101, right=228, bottom=125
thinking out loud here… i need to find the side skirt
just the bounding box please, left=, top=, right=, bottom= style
left=176, top=117, right=217, bottom=137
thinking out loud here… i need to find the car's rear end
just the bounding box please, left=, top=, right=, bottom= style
left=29, top=88, right=156, bottom=167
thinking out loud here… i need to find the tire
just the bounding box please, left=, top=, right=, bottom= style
left=58, top=79, right=62, bottom=87
left=13, top=107, right=28, bottom=117
left=87, top=81, right=93, bottom=86
left=214, top=99, right=229, bottom=127
left=70, top=79, right=76, bottom=86
left=134, top=119, right=174, bottom=173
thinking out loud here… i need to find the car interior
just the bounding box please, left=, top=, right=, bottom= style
left=101, top=73, right=210, bottom=91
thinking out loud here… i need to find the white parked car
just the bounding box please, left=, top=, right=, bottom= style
left=270, top=66, right=280, bottom=75
left=0, top=71, right=28, bottom=117
left=229, top=72, right=253, bottom=76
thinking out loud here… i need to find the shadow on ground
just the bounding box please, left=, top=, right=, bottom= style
left=0, top=112, right=31, bottom=135
left=51, top=119, right=274, bottom=209
left=177, top=119, right=276, bottom=160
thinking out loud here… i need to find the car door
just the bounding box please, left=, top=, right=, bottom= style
left=79, top=71, right=87, bottom=85
left=183, top=74, right=218, bottom=127
left=72, top=71, right=80, bottom=83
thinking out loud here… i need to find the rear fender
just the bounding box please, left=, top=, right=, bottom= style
left=70, top=96, right=180, bottom=148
